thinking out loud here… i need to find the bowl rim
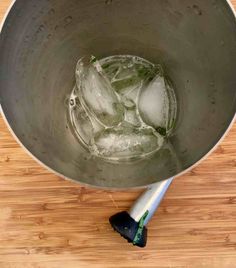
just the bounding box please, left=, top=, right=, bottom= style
left=0, top=0, right=236, bottom=190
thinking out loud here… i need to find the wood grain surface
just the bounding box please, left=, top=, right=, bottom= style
left=1, top=1, right=236, bottom=267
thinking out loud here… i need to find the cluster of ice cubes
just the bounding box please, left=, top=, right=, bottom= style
left=68, top=55, right=177, bottom=161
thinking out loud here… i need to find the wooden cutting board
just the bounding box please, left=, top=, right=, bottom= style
left=0, top=1, right=236, bottom=267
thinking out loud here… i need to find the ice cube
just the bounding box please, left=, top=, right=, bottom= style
left=138, top=75, right=171, bottom=135
left=165, top=79, right=178, bottom=131
left=75, top=56, right=124, bottom=127
left=101, top=56, right=157, bottom=96
left=69, top=89, right=105, bottom=144
left=69, top=98, right=94, bottom=145
left=124, top=109, right=142, bottom=127
left=111, top=74, right=141, bottom=93
left=121, top=97, right=142, bottom=127
left=70, top=55, right=177, bottom=162
left=121, top=97, right=136, bottom=109
left=89, top=123, right=163, bottom=160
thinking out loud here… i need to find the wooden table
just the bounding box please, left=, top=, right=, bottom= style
left=1, top=1, right=236, bottom=267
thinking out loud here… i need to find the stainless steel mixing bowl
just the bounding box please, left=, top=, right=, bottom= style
left=1, top=0, right=236, bottom=247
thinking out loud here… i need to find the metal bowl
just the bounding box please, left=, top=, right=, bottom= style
left=1, top=0, right=236, bottom=188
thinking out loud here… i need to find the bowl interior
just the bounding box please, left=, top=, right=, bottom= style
left=1, top=0, right=236, bottom=188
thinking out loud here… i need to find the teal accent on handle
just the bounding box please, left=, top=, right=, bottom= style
left=133, top=210, right=149, bottom=245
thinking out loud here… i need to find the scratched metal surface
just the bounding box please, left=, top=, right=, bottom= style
left=1, top=1, right=236, bottom=267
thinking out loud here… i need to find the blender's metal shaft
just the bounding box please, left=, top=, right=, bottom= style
left=129, top=178, right=174, bottom=226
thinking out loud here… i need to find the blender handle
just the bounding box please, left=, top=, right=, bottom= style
left=109, top=178, right=174, bottom=247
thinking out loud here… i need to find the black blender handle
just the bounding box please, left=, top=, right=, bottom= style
left=109, top=211, right=148, bottom=247
left=109, top=179, right=174, bottom=247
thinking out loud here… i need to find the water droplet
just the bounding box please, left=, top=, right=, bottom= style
left=48, top=8, right=55, bottom=15
left=24, top=36, right=30, bottom=43
left=212, top=0, right=217, bottom=8
left=38, top=25, right=45, bottom=32
left=192, top=5, right=202, bottom=16
left=220, top=40, right=225, bottom=47
left=210, top=82, right=215, bottom=87
left=64, top=16, right=73, bottom=27
left=70, top=99, right=75, bottom=106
